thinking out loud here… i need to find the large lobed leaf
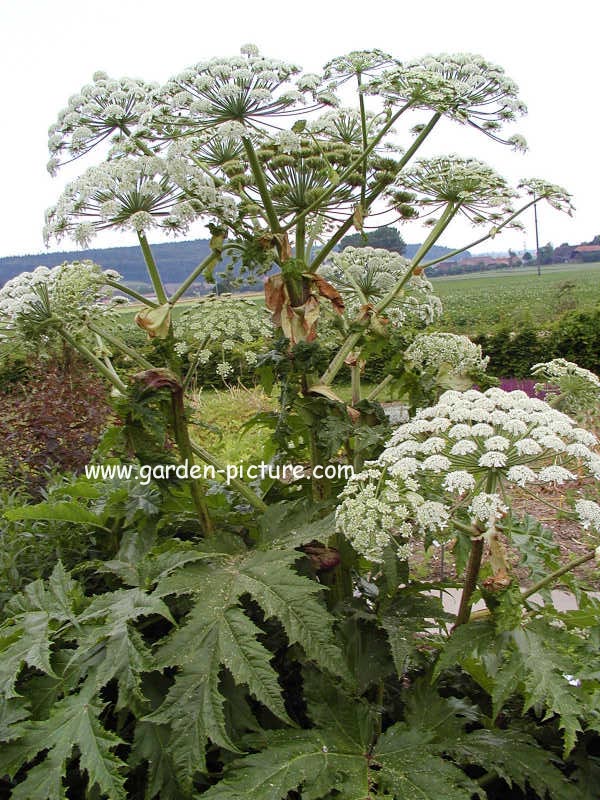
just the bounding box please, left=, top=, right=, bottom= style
left=144, top=548, right=348, bottom=789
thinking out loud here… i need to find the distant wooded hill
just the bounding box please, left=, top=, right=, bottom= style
left=0, top=239, right=469, bottom=291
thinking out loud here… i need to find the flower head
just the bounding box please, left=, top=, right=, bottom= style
left=371, top=53, right=526, bottom=141
left=391, top=155, right=516, bottom=226
left=48, top=74, right=160, bottom=170
left=320, top=246, right=442, bottom=328
left=531, top=358, right=600, bottom=413
left=44, top=156, right=237, bottom=246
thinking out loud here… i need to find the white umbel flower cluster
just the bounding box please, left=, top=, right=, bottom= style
left=0, top=261, right=120, bottom=334
left=531, top=358, right=600, bottom=413
left=405, top=332, right=489, bottom=379
left=44, top=156, right=237, bottom=247
left=392, top=155, right=517, bottom=226
left=335, top=388, right=600, bottom=560
left=384, top=388, right=600, bottom=486
left=518, top=179, right=574, bottom=215
left=161, top=46, right=331, bottom=131
left=47, top=74, right=160, bottom=172
left=575, top=500, right=600, bottom=533
left=320, top=246, right=442, bottom=328
left=371, top=53, right=526, bottom=136
left=175, top=296, right=273, bottom=370
left=335, top=465, right=447, bottom=562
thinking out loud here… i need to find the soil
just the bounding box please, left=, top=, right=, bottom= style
left=417, top=475, right=600, bottom=591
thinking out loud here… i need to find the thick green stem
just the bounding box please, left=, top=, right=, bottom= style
left=242, top=136, right=281, bottom=233
left=357, top=74, right=368, bottom=208
left=170, top=251, right=221, bottom=304
left=189, top=441, right=267, bottom=512
left=522, top=551, right=596, bottom=600
left=295, top=216, right=306, bottom=263
left=319, top=330, right=363, bottom=386
left=171, top=391, right=213, bottom=534
left=470, top=549, right=597, bottom=623
left=375, top=202, right=458, bottom=314
left=105, top=279, right=159, bottom=308
left=367, top=374, right=393, bottom=401
left=351, top=360, right=361, bottom=406
left=87, top=321, right=154, bottom=369
left=418, top=199, right=538, bottom=271
left=455, top=536, right=485, bottom=627
left=310, top=215, right=356, bottom=272
left=58, top=327, right=127, bottom=393
left=137, top=231, right=168, bottom=305
left=455, top=475, right=495, bottom=627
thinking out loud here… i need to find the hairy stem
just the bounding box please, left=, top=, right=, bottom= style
left=171, top=390, right=213, bottom=534
left=242, top=136, right=281, bottom=233
left=105, top=279, right=159, bottom=308
left=58, top=327, right=128, bottom=393
left=455, top=536, right=485, bottom=627
left=137, top=231, right=168, bottom=305
left=375, top=202, right=458, bottom=314
left=367, top=374, right=393, bottom=401
left=522, top=550, right=596, bottom=600
left=319, top=331, right=363, bottom=386
left=295, top=216, right=306, bottom=263
left=418, top=199, right=538, bottom=271
left=170, top=251, right=221, bottom=304
left=87, top=321, right=154, bottom=369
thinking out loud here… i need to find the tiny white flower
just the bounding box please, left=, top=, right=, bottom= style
left=443, top=471, right=476, bottom=494
left=538, top=466, right=576, bottom=484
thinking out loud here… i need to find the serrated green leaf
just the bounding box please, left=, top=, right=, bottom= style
left=149, top=549, right=347, bottom=787
left=130, top=721, right=182, bottom=800
left=0, top=696, right=29, bottom=742
left=146, top=633, right=238, bottom=786
left=0, top=612, right=55, bottom=696
left=202, top=728, right=370, bottom=800
left=511, top=625, right=583, bottom=755
left=0, top=689, right=126, bottom=800
left=449, top=728, right=580, bottom=800
left=156, top=549, right=348, bottom=679
left=3, top=500, right=109, bottom=529
left=382, top=590, right=453, bottom=677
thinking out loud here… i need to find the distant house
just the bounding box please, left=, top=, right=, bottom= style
left=552, top=244, right=575, bottom=263
left=572, top=245, right=600, bottom=263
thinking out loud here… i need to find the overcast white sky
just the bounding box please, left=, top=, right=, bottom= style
left=1, top=0, right=598, bottom=258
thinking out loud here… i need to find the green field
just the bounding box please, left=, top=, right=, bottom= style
left=431, top=262, right=600, bottom=333
left=117, top=262, right=600, bottom=336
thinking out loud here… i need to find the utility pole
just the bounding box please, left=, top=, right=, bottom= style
left=533, top=195, right=541, bottom=277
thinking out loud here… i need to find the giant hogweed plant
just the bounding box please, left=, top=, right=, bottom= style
left=2, top=46, right=600, bottom=799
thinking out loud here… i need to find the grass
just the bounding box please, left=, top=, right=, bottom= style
left=118, top=262, right=600, bottom=337
left=189, top=385, right=275, bottom=464
left=430, top=262, right=600, bottom=334
left=187, top=380, right=397, bottom=462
